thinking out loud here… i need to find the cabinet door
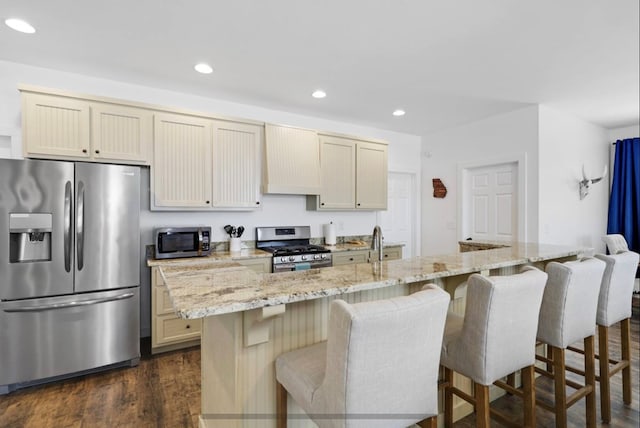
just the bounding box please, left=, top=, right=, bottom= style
left=263, top=124, right=321, bottom=194
left=91, top=103, right=152, bottom=164
left=153, top=113, right=212, bottom=208
left=22, top=93, right=90, bottom=159
left=212, top=121, right=262, bottom=208
left=356, top=141, right=388, bottom=209
left=317, top=136, right=356, bottom=209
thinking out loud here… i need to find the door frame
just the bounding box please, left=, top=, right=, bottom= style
left=377, top=170, right=418, bottom=258
left=457, top=154, right=527, bottom=243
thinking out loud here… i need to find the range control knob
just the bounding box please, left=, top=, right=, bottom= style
left=321, top=254, right=327, bottom=259
left=289, top=256, right=295, bottom=262
left=281, top=257, right=287, bottom=262
left=301, top=255, right=307, bottom=261
left=314, top=254, right=321, bottom=260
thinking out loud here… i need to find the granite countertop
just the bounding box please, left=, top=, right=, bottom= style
left=147, top=248, right=271, bottom=268
left=158, top=242, right=585, bottom=319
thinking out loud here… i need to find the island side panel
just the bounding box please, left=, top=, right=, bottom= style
left=200, top=284, right=409, bottom=428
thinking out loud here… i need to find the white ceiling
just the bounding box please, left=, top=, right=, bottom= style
left=1, top=0, right=638, bottom=136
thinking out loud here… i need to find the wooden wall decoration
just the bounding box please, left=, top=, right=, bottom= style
left=433, top=178, right=447, bottom=198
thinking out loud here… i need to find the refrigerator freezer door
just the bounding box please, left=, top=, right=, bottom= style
left=74, top=163, right=140, bottom=292
left=0, top=287, right=140, bottom=387
left=0, top=159, right=74, bottom=300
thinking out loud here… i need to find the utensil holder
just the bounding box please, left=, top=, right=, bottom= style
left=229, top=237, right=241, bottom=252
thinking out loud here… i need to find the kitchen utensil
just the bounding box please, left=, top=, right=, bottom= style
left=237, top=226, right=245, bottom=237
left=231, top=227, right=237, bottom=237
left=224, top=224, right=233, bottom=237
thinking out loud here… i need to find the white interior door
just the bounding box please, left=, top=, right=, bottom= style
left=464, top=162, right=517, bottom=242
left=378, top=172, right=415, bottom=258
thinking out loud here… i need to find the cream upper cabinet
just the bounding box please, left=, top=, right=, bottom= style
left=211, top=121, right=262, bottom=208
left=355, top=141, right=388, bottom=209
left=317, top=135, right=356, bottom=209
left=309, top=134, right=388, bottom=210
left=22, top=92, right=91, bottom=159
left=263, top=124, right=321, bottom=195
left=91, top=103, right=152, bottom=164
left=21, top=91, right=152, bottom=165
left=152, top=114, right=263, bottom=210
left=153, top=113, right=213, bottom=208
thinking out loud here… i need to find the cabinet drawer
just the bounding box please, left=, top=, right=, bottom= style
left=383, top=247, right=402, bottom=261
left=154, top=315, right=201, bottom=346
left=333, top=250, right=369, bottom=266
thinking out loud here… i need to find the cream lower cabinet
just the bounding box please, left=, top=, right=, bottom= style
left=235, top=257, right=272, bottom=273
left=150, top=256, right=272, bottom=354
left=151, top=267, right=202, bottom=354
left=332, top=246, right=402, bottom=266
left=308, top=134, right=388, bottom=210
left=21, top=90, right=152, bottom=164
left=152, top=113, right=262, bottom=210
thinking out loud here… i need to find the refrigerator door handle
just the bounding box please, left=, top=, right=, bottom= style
left=3, top=292, right=135, bottom=313
left=76, top=181, right=85, bottom=271
left=64, top=180, right=72, bottom=272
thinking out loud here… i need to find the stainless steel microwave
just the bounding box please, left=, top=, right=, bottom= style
left=153, top=226, right=212, bottom=259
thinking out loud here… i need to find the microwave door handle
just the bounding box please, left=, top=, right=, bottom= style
left=76, top=181, right=85, bottom=271
left=64, top=180, right=72, bottom=272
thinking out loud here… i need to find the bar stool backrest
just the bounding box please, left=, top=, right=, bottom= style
left=594, top=251, right=640, bottom=327
left=446, top=267, right=547, bottom=385
left=538, top=258, right=605, bottom=348
left=317, top=285, right=450, bottom=425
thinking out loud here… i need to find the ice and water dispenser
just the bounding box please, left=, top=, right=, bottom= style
left=9, top=213, right=52, bottom=263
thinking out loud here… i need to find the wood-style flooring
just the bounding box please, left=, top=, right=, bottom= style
left=1, top=305, right=638, bottom=428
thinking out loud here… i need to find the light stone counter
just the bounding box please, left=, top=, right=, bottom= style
left=146, top=248, right=271, bottom=268
left=159, top=242, right=584, bottom=320
left=322, top=241, right=404, bottom=252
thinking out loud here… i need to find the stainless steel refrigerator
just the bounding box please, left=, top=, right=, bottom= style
left=0, top=159, right=140, bottom=393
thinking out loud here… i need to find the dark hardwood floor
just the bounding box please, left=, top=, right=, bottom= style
left=1, top=304, right=638, bottom=428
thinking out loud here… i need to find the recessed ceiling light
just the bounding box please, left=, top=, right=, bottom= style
left=392, top=109, right=406, bottom=117
left=312, top=90, right=326, bottom=99
left=5, top=18, right=36, bottom=34
left=194, top=63, right=213, bottom=74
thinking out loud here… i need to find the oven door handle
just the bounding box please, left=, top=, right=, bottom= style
left=3, top=293, right=135, bottom=313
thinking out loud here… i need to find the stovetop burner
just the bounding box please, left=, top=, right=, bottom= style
left=264, top=244, right=330, bottom=257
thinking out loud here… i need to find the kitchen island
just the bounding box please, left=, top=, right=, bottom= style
left=157, top=243, right=585, bottom=428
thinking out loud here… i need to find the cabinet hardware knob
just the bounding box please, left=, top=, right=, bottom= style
left=205, top=201, right=210, bottom=204
left=321, top=202, right=325, bottom=206
left=186, top=325, right=190, bottom=329
left=82, top=149, right=87, bottom=153
left=357, top=203, right=361, bottom=206
left=95, top=150, right=100, bottom=154
left=256, top=201, right=260, bottom=205
left=349, top=257, right=354, bottom=261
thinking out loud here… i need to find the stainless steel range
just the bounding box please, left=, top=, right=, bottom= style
left=256, top=226, right=332, bottom=272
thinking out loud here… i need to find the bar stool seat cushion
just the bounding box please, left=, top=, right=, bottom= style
left=602, top=234, right=630, bottom=254
left=276, top=341, right=327, bottom=410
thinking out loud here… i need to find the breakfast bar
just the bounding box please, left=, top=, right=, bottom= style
left=157, top=243, right=585, bottom=428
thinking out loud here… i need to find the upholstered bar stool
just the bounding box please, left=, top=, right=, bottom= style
left=440, top=267, right=548, bottom=428
left=534, top=258, right=605, bottom=428
left=275, top=284, right=450, bottom=428
left=592, top=250, right=639, bottom=422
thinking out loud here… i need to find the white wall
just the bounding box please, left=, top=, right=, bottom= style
left=608, top=124, right=640, bottom=142
left=421, top=106, right=540, bottom=255
left=0, top=60, right=422, bottom=336
left=538, top=105, right=609, bottom=252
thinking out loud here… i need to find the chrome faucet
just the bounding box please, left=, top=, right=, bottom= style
left=371, top=225, right=383, bottom=261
